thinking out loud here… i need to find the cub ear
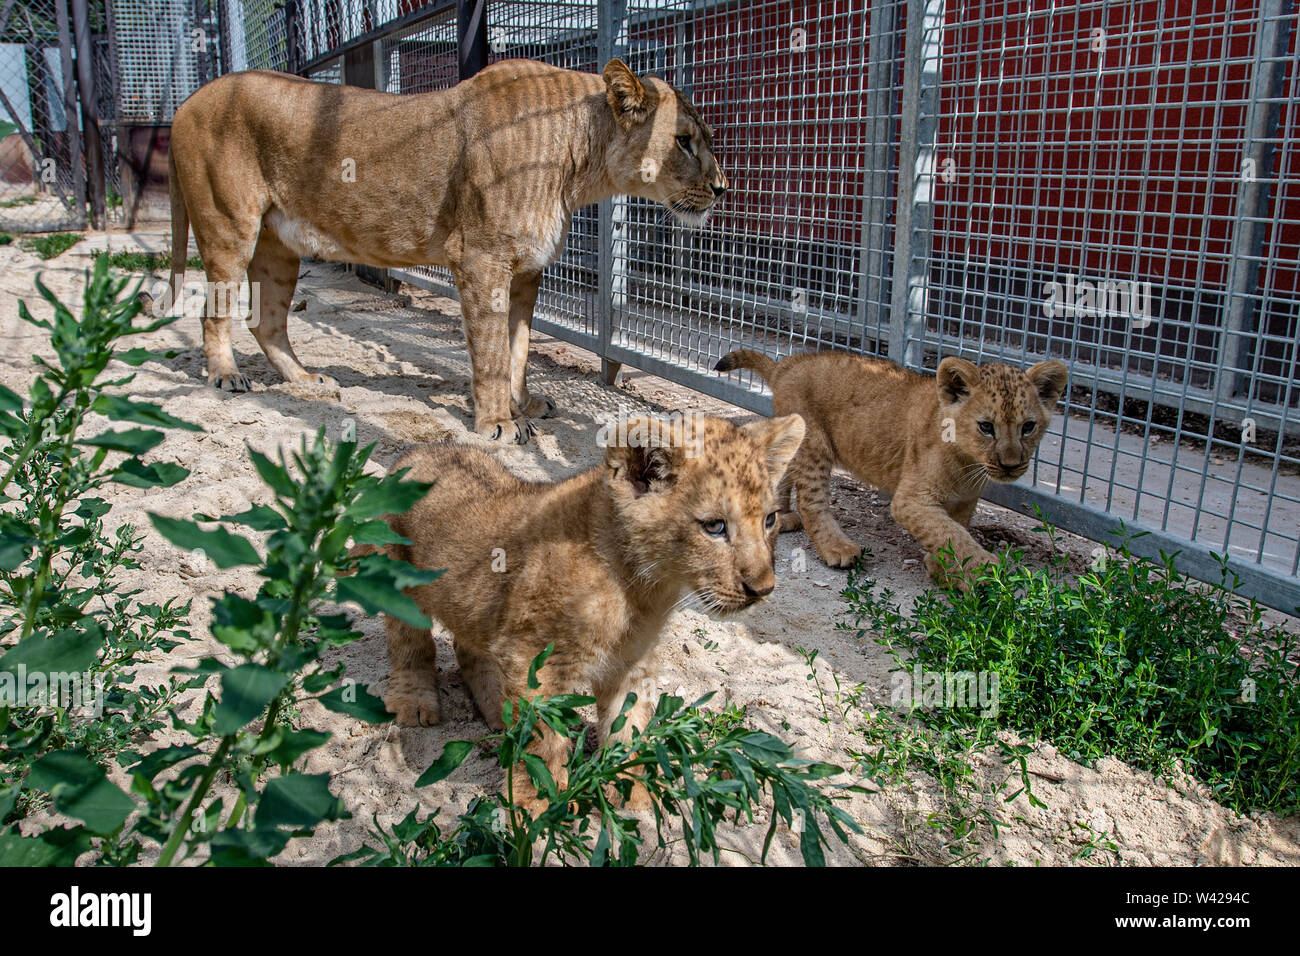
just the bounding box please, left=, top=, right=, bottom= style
left=603, top=58, right=648, bottom=129
left=742, top=414, right=806, bottom=482
left=604, top=417, right=684, bottom=496
left=936, top=357, right=980, bottom=406
left=1026, top=360, right=1069, bottom=408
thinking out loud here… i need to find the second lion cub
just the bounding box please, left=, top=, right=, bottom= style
left=716, top=349, right=1067, bottom=584
left=375, top=411, right=804, bottom=805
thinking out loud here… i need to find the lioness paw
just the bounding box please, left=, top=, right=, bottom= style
left=520, top=394, right=556, bottom=419
left=209, top=371, right=252, bottom=392
left=477, top=418, right=536, bottom=445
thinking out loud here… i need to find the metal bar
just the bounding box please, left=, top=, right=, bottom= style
left=70, top=0, right=104, bottom=228
left=1215, top=0, right=1293, bottom=406
left=597, top=0, right=628, bottom=386
left=457, top=0, right=488, bottom=80
left=56, top=0, right=86, bottom=221
left=890, top=0, right=942, bottom=369
left=857, top=0, right=899, bottom=349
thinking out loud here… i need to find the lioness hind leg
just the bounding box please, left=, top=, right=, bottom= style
left=508, top=271, right=555, bottom=421
left=246, top=228, right=335, bottom=387
left=383, top=616, right=441, bottom=727
left=453, top=257, right=531, bottom=444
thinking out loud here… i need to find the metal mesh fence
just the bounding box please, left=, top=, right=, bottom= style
left=203, top=0, right=1300, bottom=610
left=0, top=0, right=87, bottom=231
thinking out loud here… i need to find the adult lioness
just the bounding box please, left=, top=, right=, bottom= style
left=716, top=349, right=1068, bottom=586
left=163, top=59, right=727, bottom=442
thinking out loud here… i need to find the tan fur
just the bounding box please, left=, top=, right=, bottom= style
left=162, top=59, right=726, bottom=443
left=717, top=349, right=1068, bottom=586
left=376, top=412, right=804, bottom=808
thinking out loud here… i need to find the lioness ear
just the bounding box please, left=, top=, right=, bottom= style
left=1026, top=360, right=1068, bottom=408
left=937, top=357, right=980, bottom=406
left=604, top=58, right=648, bottom=129
left=605, top=417, right=684, bottom=496
left=743, top=414, right=806, bottom=482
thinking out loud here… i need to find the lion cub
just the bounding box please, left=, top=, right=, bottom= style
left=715, top=350, right=1067, bottom=584
left=376, top=412, right=804, bottom=802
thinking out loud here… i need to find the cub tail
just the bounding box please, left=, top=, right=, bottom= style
left=714, top=349, right=779, bottom=383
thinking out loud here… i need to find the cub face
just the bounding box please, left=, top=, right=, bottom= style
left=604, top=414, right=805, bottom=614
left=936, top=357, right=1069, bottom=483
left=602, top=59, right=728, bottom=227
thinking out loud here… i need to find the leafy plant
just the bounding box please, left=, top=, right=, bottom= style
left=90, top=249, right=204, bottom=273
left=0, top=259, right=194, bottom=830
left=342, top=650, right=861, bottom=867
left=841, top=528, right=1300, bottom=815
left=21, top=233, right=82, bottom=260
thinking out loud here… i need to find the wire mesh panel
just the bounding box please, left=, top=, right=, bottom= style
left=902, top=0, right=1300, bottom=604
left=223, top=0, right=290, bottom=71
left=489, top=1, right=600, bottom=343
left=111, top=0, right=210, bottom=120
left=614, top=0, right=904, bottom=407
left=0, top=0, right=86, bottom=231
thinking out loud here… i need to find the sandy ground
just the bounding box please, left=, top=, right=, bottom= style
left=2, top=231, right=1298, bottom=866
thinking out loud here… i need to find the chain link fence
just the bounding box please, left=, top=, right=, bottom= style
left=193, top=0, right=1300, bottom=611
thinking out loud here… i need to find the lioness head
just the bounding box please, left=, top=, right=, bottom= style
left=603, top=413, right=805, bottom=613
left=936, top=357, right=1069, bottom=483
left=602, top=59, right=728, bottom=227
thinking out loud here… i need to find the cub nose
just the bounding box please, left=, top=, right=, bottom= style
left=742, top=578, right=773, bottom=600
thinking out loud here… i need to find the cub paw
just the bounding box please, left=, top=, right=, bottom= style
left=209, top=371, right=252, bottom=392
left=814, top=535, right=864, bottom=569
left=295, top=371, right=337, bottom=388
left=385, top=679, right=441, bottom=727
left=476, top=418, right=536, bottom=445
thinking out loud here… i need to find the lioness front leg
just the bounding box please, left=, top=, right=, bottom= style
left=508, top=271, right=556, bottom=421
left=890, top=487, right=996, bottom=589
left=454, top=258, right=533, bottom=444
left=383, top=616, right=441, bottom=727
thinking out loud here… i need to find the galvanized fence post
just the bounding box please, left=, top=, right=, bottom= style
left=889, top=0, right=943, bottom=371
left=596, top=0, right=628, bottom=386
left=1215, top=0, right=1294, bottom=406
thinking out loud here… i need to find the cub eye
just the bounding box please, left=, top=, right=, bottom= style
left=1021, top=421, right=1036, bottom=436
left=764, top=511, right=778, bottom=530
left=677, top=134, right=695, bottom=155
left=701, top=519, right=726, bottom=538
left=978, top=421, right=995, bottom=437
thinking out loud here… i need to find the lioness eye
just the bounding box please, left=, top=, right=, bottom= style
left=677, top=134, right=694, bottom=154
left=978, top=421, right=995, bottom=437
left=1021, top=421, right=1036, bottom=436
left=765, top=511, right=777, bottom=530
left=701, top=519, right=726, bottom=538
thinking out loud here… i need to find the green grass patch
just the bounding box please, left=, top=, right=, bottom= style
left=0, top=233, right=12, bottom=246
left=0, top=196, right=37, bottom=209
left=841, top=526, right=1300, bottom=815
left=21, top=232, right=82, bottom=259
left=89, top=249, right=203, bottom=272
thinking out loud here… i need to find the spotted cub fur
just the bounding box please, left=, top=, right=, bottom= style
left=715, top=349, right=1067, bottom=586
left=373, top=412, right=804, bottom=807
